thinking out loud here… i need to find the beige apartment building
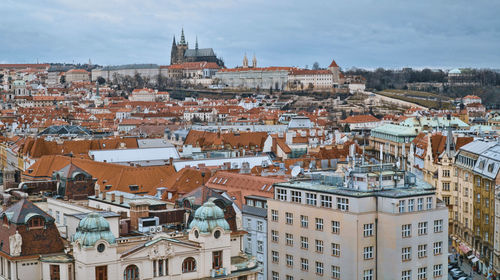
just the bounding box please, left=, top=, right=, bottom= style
left=453, top=140, right=500, bottom=275
left=268, top=164, right=448, bottom=280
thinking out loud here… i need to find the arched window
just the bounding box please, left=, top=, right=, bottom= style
left=182, top=257, right=196, bottom=273
left=123, top=265, right=139, bottom=280
left=28, top=216, right=45, bottom=229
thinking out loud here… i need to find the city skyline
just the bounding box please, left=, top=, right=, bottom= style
left=1, top=0, right=500, bottom=69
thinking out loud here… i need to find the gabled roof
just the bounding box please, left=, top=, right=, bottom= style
left=184, top=48, right=216, bottom=57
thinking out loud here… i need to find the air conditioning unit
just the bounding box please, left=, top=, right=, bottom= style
left=156, top=225, right=163, bottom=233
left=149, top=227, right=156, bottom=234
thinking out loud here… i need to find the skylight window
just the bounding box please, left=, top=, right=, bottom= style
left=261, top=184, right=267, bottom=190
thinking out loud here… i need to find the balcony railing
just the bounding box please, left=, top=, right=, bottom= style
left=211, top=268, right=228, bottom=278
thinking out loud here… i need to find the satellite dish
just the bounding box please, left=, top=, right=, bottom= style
left=291, top=166, right=301, bottom=177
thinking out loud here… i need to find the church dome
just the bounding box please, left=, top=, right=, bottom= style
left=189, top=199, right=230, bottom=233
left=72, top=212, right=116, bottom=247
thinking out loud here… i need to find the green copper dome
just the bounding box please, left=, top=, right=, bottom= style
left=189, top=200, right=230, bottom=233
left=72, top=212, right=116, bottom=247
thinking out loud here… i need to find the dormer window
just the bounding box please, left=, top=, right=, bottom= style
left=28, top=216, right=45, bottom=229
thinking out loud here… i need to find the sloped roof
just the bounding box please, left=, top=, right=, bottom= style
left=184, top=48, right=216, bottom=57
left=341, top=115, right=380, bottom=124
left=24, top=155, right=176, bottom=195
left=1, top=199, right=54, bottom=225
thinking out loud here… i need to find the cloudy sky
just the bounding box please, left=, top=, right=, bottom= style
left=1, top=0, right=499, bottom=69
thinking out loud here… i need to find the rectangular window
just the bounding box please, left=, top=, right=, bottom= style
left=257, top=241, right=263, bottom=253
left=363, top=269, right=373, bottom=280
left=332, top=221, right=340, bottom=234
left=408, top=199, right=414, bottom=212
left=402, top=247, right=411, bottom=261
left=427, top=197, right=432, bottom=209
left=272, top=251, right=279, bottom=263
left=418, top=244, right=427, bottom=258
left=271, top=230, right=279, bottom=242
left=399, top=200, right=405, bottom=213
left=433, top=241, right=442, bottom=255
left=286, top=275, right=293, bottom=280
left=418, top=222, right=427, bottom=235
left=337, top=197, right=349, bottom=211
left=277, top=188, right=287, bottom=201
left=443, top=170, right=450, bottom=177
left=285, top=233, right=293, bottom=246
left=315, top=218, right=323, bottom=231
left=363, top=246, right=374, bottom=259
left=300, top=258, right=308, bottom=271
left=401, top=270, right=411, bottom=280
left=417, top=267, right=427, bottom=280
left=285, top=212, right=293, bottom=225
left=320, top=195, right=332, bottom=208
left=272, top=271, right=279, bottom=280
left=291, top=190, right=302, bottom=203
left=212, top=251, right=223, bottom=269
left=331, top=243, right=340, bottom=256
left=257, top=221, right=263, bottom=231
left=442, top=182, right=450, bottom=191
left=300, top=215, right=308, bottom=228
left=286, top=254, right=293, bottom=267
left=300, top=236, right=308, bottom=249
left=364, top=223, right=374, bottom=237
left=316, top=262, right=324, bottom=275
left=417, top=198, right=423, bottom=211
left=331, top=265, right=340, bottom=279
left=271, top=209, right=278, bottom=222
left=433, top=264, right=443, bottom=277
left=306, top=193, right=317, bottom=206
left=434, top=219, right=443, bottom=233
left=402, top=224, right=411, bottom=237
left=315, top=240, right=324, bottom=253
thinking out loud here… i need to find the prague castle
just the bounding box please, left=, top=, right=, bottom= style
left=170, top=29, right=224, bottom=66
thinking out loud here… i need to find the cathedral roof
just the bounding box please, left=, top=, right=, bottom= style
left=184, top=48, right=216, bottom=57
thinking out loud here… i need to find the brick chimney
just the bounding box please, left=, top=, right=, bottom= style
left=129, top=201, right=150, bottom=231
left=111, top=193, right=116, bottom=202
left=120, top=195, right=124, bottom=204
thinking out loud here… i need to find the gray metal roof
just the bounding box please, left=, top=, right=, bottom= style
left=459, top=140, right=497, bottom=155
left=184, top=48, right=216, bottom=57
left=242, top=205, right=267, bottom=218
left=473, top=143, right=500, bottom=180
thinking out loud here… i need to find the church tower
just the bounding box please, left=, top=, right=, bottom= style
left=243, top=54, right=249, bottom=68
left=252, top=55, right=257, bottom=68
left=170, top=36, right=178, bottom=64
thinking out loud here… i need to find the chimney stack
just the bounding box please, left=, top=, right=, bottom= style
left=111, top=193, right=116, bottom=202
left=120, top=195, right=124, bottom=204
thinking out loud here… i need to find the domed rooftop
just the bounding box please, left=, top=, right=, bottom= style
left=72, top=212, right=116, bottom=247
left=189, top=199, right=230, bottom=233
left=449, top=68, right=461, bottom=74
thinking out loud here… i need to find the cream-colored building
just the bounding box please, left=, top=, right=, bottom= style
left=72, top=200, right=260, bottom=280
left=268, top=164, right=448, bottom=280
left=65, top=69, right=90, bottom=83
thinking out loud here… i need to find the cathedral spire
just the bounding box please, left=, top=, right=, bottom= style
left=180, top=28, right=187, bottom=45
left=195, top=36, right=198, bottom=50
left=252, top=54, right=257, bottom=68
left=243, top=53, right=248, bottom=68
left=172, top=35, right=176, bottom=46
